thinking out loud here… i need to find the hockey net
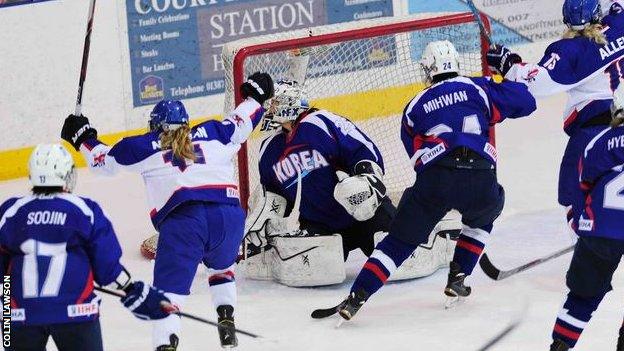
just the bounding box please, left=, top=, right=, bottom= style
left=222, top=12, right=491, bottom=210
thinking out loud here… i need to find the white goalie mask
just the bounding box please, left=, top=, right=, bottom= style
left=420, top=40, right=460, bottom=83
left=28, top=144, right=77, bottom=192
left=261, top=80, right=310, bottom=132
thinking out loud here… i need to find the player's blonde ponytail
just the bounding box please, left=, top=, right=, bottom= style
left=563, top=24, right=607, bottom=45
left=160, top=125, right=196, bottom=162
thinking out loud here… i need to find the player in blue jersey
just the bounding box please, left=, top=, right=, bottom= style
left=548, top=83, right=624, bottom=351
left=487, top=0, right=624, bottom=228
left=242, top=80, right=457, bottom=287
left=321, top=40, right=536, bottom=320
left=0, top=144, right=172, bottom=351
left=60, top=72, right=274, bottom=350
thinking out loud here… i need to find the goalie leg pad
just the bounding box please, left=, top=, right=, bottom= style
left=270, top=235, right=346, bottom=287
left=377, top=228, right=457, bottom=281
left=240, top=247, right=274, bottom=281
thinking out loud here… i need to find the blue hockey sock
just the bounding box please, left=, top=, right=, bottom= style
left=350, top=235, right=417, bottom=297
left=452, top=225, right=491, bottom=275
left=552, top=291, right=605, bottom=348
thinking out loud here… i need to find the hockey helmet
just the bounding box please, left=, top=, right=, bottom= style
left=261, top=80, right=309, bottom=131
left=563, top=0, right=602, bottom=30
left=29, top=144, right=76, bottom=192
left=421, top=40, right=460, bottom=82
left=149, top=100, right=189, bottom=132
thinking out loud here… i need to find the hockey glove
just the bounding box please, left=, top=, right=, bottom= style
left=61, top=114, right=98, bottom=151
left=121, top=281, right=177, bottom=320
left=240, top=72, right=275, bottom=105
left=334, top=161, right=387, bottom=222
left=486, top=45, right=522, bottom=76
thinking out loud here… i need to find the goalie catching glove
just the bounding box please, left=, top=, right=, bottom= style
left=334, top=160, right=386, bottom=222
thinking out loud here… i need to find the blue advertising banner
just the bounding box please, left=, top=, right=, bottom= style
left=126, top=0, right=393, bottom=107
left=0, top=0, right=54, bottom=8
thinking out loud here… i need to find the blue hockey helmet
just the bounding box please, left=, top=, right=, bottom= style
left=562, top=0, right=602, bottom=30
left=149, top=100, right=189, bottom=132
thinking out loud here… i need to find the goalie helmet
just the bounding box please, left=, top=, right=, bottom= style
left=420, top=40, right=460, bottom=82
left=29, top=144, right=76, bottom=192
left=261, top=80, right=310, bottom=132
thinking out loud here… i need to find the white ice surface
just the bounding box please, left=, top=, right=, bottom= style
left=0, top=94, right=622, bottom=350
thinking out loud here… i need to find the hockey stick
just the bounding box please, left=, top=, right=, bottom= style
left=311, top=304, right=341, bottom=319
left=479, top=244, right=575, bottom=281
left=476, top=300, right=528, bottom=351
left=74, top=0, right=97, bottom=117
left=94, top=286, right=261, bottom=338
left=462, top=0, right=493, bottom=47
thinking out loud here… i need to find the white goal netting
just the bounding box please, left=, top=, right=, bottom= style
left=222, top=12, right=488, bottom=208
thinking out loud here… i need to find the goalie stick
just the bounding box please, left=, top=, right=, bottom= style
left=94, top=286, right=261, bottom=338
left=479, top=244, right=575, bottom=281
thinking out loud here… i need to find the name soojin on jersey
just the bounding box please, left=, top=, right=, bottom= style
left=272, top=149, right=329, bottom=183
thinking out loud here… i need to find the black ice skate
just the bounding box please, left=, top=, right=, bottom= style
left=618, top=326, right=624, bottom=351
left=156, top=334, right=179, bottom=351
left=217, top=305, right=238, bottom=349
left=549, top=339, right=570, bottom=351
left=337, top=289, right=370, bottom=322
left=444, top=262, right=471, bottom=309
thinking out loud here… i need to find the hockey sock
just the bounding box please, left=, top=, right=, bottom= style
left=152, top=293, right=186, bottom=349
left=452, top=224, right=491, bottom=275
left=552, top=291, right=605, bottom=348
left=350, top=235, right=417, bottom=297
left=208, top=265, right=237, bottom=310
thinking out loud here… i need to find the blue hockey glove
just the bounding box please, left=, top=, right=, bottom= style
left=121, top=281, right=176, bottom=320
left=486, top=45, right=522, bottom=76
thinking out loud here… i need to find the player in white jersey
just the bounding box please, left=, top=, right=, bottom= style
left=61, top=72, right=275, bottom=350
left=487, top=0, right=624, bottom=228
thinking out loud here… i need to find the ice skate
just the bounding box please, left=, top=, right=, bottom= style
left=549, top=339, right=569, bottom=351
left=444, top=262, right=471, bottom=309
left=155, top=334, right=179, bottom=351
left=217, top=305, right=238, bottom=349
left=337, top=289, right=370, bottom=322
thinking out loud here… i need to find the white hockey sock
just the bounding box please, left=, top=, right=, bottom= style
left=208, top=265, right=237, bottom=310
left=152, top=293, right=186, bottom=349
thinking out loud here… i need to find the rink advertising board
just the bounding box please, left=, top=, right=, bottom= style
left=0, top=0, right=54, bottom=8
left=408, top=0, right=565, bottom=47
left=126, top=0, right=394, bottom=107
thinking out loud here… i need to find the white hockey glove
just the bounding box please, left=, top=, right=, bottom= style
left=243, top=187, right=288, bottom=259
left=333, top=160, right=386, bottom=222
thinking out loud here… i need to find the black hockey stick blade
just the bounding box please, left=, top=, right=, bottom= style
left=311, top=304, right=340, bottom=319
left=476, top=300, right=528, bottom=351
left=479, top=244, right=575, bottom=281
left=94, top=286, right=261, bottom=338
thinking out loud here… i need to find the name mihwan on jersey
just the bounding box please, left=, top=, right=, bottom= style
left=423, top=90, right=469, bottom=114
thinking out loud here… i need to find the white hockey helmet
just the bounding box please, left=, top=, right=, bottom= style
left=28, top=144, right=76, bottom=192
left=261, top=80, right=310, bottom=131
left=420, top=40, right=460, bottom=82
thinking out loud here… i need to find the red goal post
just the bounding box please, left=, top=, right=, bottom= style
left=222, top=12, right=492, bottom=211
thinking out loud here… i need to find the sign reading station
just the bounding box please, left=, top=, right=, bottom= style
left=126, top=0, right=394, bottom=107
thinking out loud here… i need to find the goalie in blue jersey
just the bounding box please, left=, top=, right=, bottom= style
left=0, top=144, right=171, bottom=351
left=241, top=80, right=458, bottom=287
